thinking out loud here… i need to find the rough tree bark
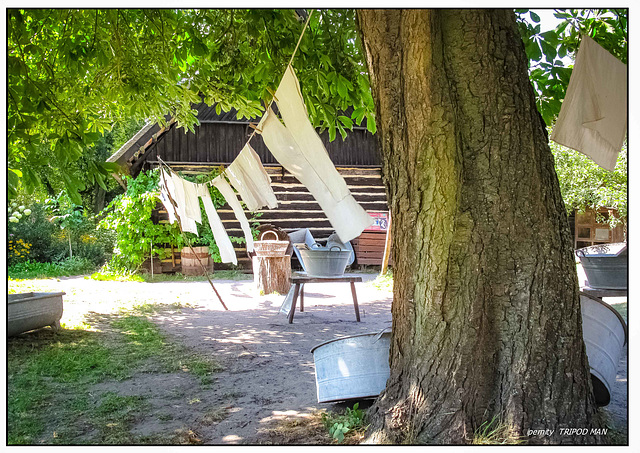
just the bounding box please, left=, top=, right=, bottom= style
left=356, top=9, right=601, bottom=444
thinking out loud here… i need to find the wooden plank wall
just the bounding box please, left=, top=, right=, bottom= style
left=149, top=121, right=380, bottom=167
left=152, top=163, right=389, bottom=269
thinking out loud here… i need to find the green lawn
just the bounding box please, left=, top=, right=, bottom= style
left=7, top=303, right=220, bottom=445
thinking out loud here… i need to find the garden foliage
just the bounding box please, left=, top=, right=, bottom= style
left=551, top=140, right=627, bottom=227
left=98, top=168, right=259, bottom=272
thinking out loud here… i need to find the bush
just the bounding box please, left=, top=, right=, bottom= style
left=7, top=203, right=67, bottom=265
left=7, top=197, right=114, bottom=268
left=98, top=169, right=185, bottom=273
left=8, top=257, right=96, bottom=279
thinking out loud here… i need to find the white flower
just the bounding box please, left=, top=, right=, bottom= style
left=9, top=217, right=18, bottom=223
left=18, top=205, right=25, bottom=211
left=14, top=213, right=22, bottom=219
left=11, top=203, right=17, bottom=208
left=24, top=209, right=32, bottom=216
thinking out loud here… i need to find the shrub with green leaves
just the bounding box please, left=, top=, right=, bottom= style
left=551, top=138, right=627, bottom=228
left=98, top=169, right=184, bottom=272
left=8, top=257, right=96, bottom=279
left=321, top=403, right=367, bottom=443
left=8, top=202, right=68, bottom=265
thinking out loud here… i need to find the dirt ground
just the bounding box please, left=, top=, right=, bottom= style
left=11, top=273, right=628, bottom=444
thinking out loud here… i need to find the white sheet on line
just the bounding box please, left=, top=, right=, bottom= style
left=166, top=171, right=198, bottom=234
left=158, top=170, right=177, bottom=224
left=226, top=144, right=278, bottom=211
left=551, top=35, right=627, bottom=171
left=273, top=65, right=351, bottom=202
left=181, top=178, right=203, bottom=224
left=195, top=183, right=237, bottom=265
left=258, top=107, right=373, bottom=243
left=212, top=175, right=255, bottom=253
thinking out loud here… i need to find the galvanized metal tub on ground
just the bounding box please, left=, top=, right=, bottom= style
left=311, top=330, right=391, bottom=403
left=576, top=242, right=627, bottom=289
left=580, top=292, right=627, bottom=406
left=8, top=292, right=65, bottom=337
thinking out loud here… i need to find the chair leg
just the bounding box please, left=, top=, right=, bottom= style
left=300, top=284, right=305, bottom=312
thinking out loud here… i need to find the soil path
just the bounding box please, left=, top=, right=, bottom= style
left=14, top=274, right=627, bottom=444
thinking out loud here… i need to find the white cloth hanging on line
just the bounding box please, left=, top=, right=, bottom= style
left=272, top=65, right=351, bottom=202
left=159, top=169, right=237, bottom=264
left=158, top=169, right=177, bottom=224
left=551, top=35, right=627, bottom=171
left=226, top=144, right=278, bottom=212
left=162, top=170, right=198, bottom=234
left=259, top=107, right=373, bottom=243
left=212, top=175, right=255, bottom=253
left=256, top=65, right=373, bottom=242
left=195, top=184, right=238, bottom=265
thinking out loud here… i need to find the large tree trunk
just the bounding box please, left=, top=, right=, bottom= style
left=357, top=9, right=601, bottom=444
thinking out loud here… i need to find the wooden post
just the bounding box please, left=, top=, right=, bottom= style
left=380, top=210, right=392, bottom=276
left=253, top=255, right=291, bottom=295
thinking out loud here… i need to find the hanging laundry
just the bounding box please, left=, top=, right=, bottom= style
left=158, top=169, right=177, bottom=224
left=181, top=178, right=202, bottom=223
left=226, top=144, right=278, bottom=212
left=258, top=107, right=373, bottom=243
left=551, top=36, right=627, bottom=171
left=195, top=184, right=238, bottom=265
left=212, top=175, right=255, bottom=253
left=272, top=65, right=351, bottom=202
left=256, top=65, right=373, bottom=243
left=159, top=169, right=237, bottom=264
left=160, top=169, right=198, bottom=234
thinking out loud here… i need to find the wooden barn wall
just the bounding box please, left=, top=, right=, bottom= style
left=149, top=122, right=381, bottom=166
left=151, top=164, right=388, bottom=269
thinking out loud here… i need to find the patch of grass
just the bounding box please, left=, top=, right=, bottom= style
left=140, top=269, right=251, bottom=282
left=256, top=412, right=334, bottom=445
left=201, top=407, right=228, bottom=425
left=321, top=403, right=368, bottom=443
left=9, top=257, right=96, bottom=280
left=92, top=392, right=149, bottom=444
left=471, top=415, right=524, bottom=445
left=367, top=270, right=393, bottom=291
left=127, top=301, right=190, bottom=315
left=7, top=306, right=222, bottom=445
left=89, top=269, right=144, bottom=282
left=8, top=278, right=60, bottom=295
left=179, top=355, right=222, bottom=386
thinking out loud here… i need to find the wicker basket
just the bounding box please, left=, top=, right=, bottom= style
left=253, top=231, right=290, bottom=257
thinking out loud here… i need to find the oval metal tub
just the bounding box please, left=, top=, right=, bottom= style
left=311, top=331, right=391, bottom=403
left=8, top=292, right=65, bottom=337
left=299, top=248, right=352, bottom=278
left=580, top=292, right=627, bottom=406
